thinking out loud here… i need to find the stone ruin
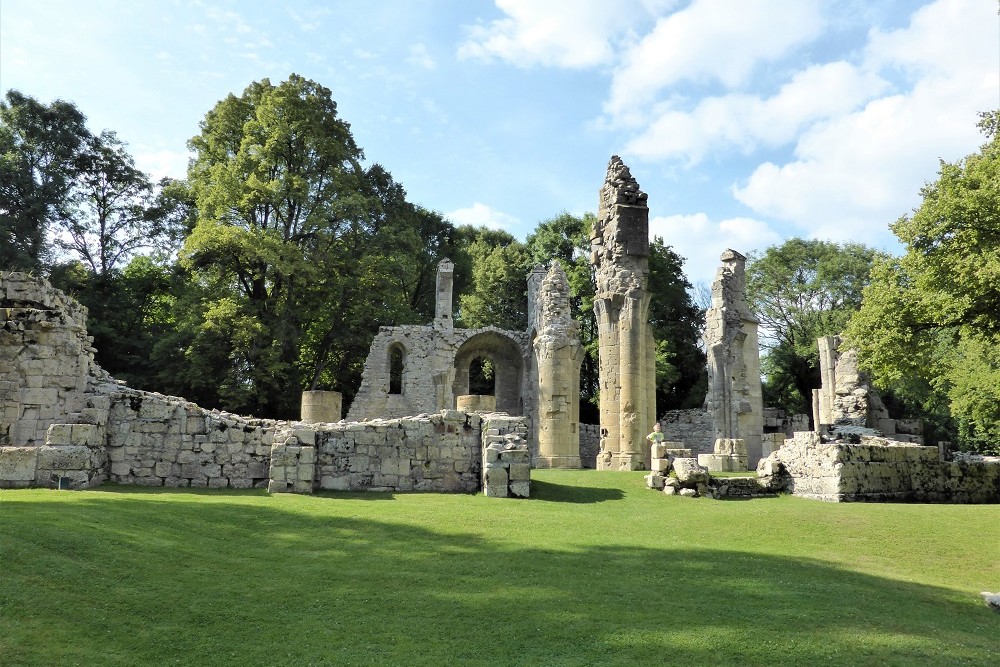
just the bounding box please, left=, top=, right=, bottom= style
left=703, top=249, right=763, bottom=466
left=814, top=335, right=923, bottom=442
left=348, top=259, right=582, bottom=469
left=0, top=272, right=528, bottom=494
left=590, top=156, right=656, bottom=471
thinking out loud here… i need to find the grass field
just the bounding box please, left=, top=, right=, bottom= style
left=1, top=470, right=998, bottom=666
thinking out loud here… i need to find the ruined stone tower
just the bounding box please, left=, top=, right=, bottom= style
left=532, top=263, right=583, bottom=468
left=703, top=249, right=763, bottom=467
left=590, top=156, right=656, bottom=471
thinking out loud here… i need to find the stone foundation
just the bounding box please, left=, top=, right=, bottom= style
left=759, top=432, right=1000, bottom=503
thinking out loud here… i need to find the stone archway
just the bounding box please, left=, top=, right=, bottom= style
left=453, top=331, right=524, bottom=415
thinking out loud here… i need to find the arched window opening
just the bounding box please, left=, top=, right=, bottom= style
left=468, top=356, right=495, bottom=396
left=389, top=346, right=404, bottom=395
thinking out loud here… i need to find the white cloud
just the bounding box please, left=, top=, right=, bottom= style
left=625, top=61, right=889, bottom=162
left=457, top=0, right=675, bottom=69
left=606, top=0, right=824, bottom=119
left=649, top=213, right=782, bottom=286
left=408, top=43, right=436, bottom=70
left=134, top=149, right=191, bottom=182
left=732, top=0, right=998, bottom=245
left=446, top=202, right=521, bottom=231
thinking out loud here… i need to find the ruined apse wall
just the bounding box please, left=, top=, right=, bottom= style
left=0, top=273, right=525, bottom=493
left=703, top=250, right=763, bottom=467
left=347, top=259, right=531, bottom=421
left=590, top=156, right=656, bottom=471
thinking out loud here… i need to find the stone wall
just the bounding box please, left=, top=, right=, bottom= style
left=579, top=423, right=600, bottom=468
left=760, top=431, right=1000, bottom=503
left=0, top=273, right=530, bottom=495
left=658, top=409, right=715, bottom=457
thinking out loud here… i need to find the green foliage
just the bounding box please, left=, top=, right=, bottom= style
left=847, top=112, right=1000, bottom=452
left=177, top=74, right=449, bottom=417
left=648, top=237, right=707, bottom=411
left=747, top=238, right=878, bottom=417
left=2, top=473, right=998, bottom=665
left=457, top=226, right=531, bottom=330
left=0, top=90, right=90, bottom=269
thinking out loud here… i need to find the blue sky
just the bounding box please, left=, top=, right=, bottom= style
left=1, top=0, right=997, bottom=286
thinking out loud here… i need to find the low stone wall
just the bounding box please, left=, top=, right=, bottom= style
left=310, top=411, right=485, bottom=493
left=760, top=432, right=1000, bottom=503
left=659, top=409, right=714, bottom=457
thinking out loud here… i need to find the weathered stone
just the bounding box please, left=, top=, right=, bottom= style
left=672, top=457, right=709, bottom=485
left=590, top=156, right=655, bottom=471
left=703, top=250, right=763, bottom=467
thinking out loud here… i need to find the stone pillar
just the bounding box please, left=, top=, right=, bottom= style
left=703, top=250, right=763, bottom=468
left=532, top=263, right=583, bottom=468
left=300, top=390, right=342, bottom=423
left=816, top=335, right=839, bottom=429
left=589, top=156, right=653, bottom=471
left=456, top=394, right=496, bottom=413
left=434, top=258, right=454, bottom=330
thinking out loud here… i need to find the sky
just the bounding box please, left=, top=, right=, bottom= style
left=1, top=0, right=998, bottom=287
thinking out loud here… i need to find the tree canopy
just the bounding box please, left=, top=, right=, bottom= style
left=747, top=238, right=878, bottom=418
left=845, top=111, right=1000, bottom=452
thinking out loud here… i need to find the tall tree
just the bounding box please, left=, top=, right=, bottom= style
left=846, top=111, right=1000, bottom=452
left=0, top=90, right=90, bottom=270
left=457, top=227, right=531, bottom=330
left=59, top=130, right=158, bottom=274
left=746, top=238, right=878, bottom=417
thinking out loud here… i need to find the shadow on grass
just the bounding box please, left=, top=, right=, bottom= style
left=1, top=492, right=997, bottom=666
left=530, top=479, right=625, bottom=503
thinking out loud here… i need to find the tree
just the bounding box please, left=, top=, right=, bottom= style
left=845, top=111, right=1000, bottom=452
left=59, top=130, right=159, bottom=274
left=746, top=238, right=878, bottom=417
left=648, top=238, right=706, bottom=411
left=0, top=90, right=90, bottom=270
left=457, top=227, right=531, bottom=330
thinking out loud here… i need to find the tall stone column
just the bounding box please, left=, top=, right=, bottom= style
left=703, top=250, right=763, bottom=468
left=434, top=258, right=454, bottom=330
left=590, top=156, right=654, bottom=471
left=533, top=263, right=583, bottom=468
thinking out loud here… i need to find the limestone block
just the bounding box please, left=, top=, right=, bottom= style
left=679, top=488, right=698, bottom=497
left=45, top=423, right=73, bottom=446
left=508, top=463, right=530, bottom=481
left=37, top=445, right=93, bottom=471
left=651, top=458, right=672, bottom=473
left=672, top=458, right=709, bottom=484
left=509, top=481, right=530, bottom=498
left=486, top=467, right=509, bottom=487
left=663, top=485, right=677, bottom=495
left=0, top=447, right=38, bottom=481
left=662, top=448, right=693, bottom=458
left=645, top=473, right=666, bottom=489
left=71, top=424, right=103, bottom=446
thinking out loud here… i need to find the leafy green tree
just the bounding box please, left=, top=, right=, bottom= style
left=746, top=238, right=878, bottom=417
left=457, top=227, right=531, bottom=330
left=846, top=111, right=1000, bottom=452
left=0, top=90, right=90, bottom=269
left=648, top=238, right=706, bottom=411
left=59, top=130, right=160, bottom=274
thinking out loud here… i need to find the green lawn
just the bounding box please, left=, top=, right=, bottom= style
left=1, top=470, right=998, bottom=666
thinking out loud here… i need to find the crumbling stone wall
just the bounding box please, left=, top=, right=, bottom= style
left=658, top=409, right=715, bottom=457
left=590, top=156, right=656, bottom=471
left=813, top=335, right=922, bottom=442
left=0, top=273, right=522, bottom=495
left=759, top=432, right=1000, bottom=502
left=703, top=250, right=763, bottom=468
